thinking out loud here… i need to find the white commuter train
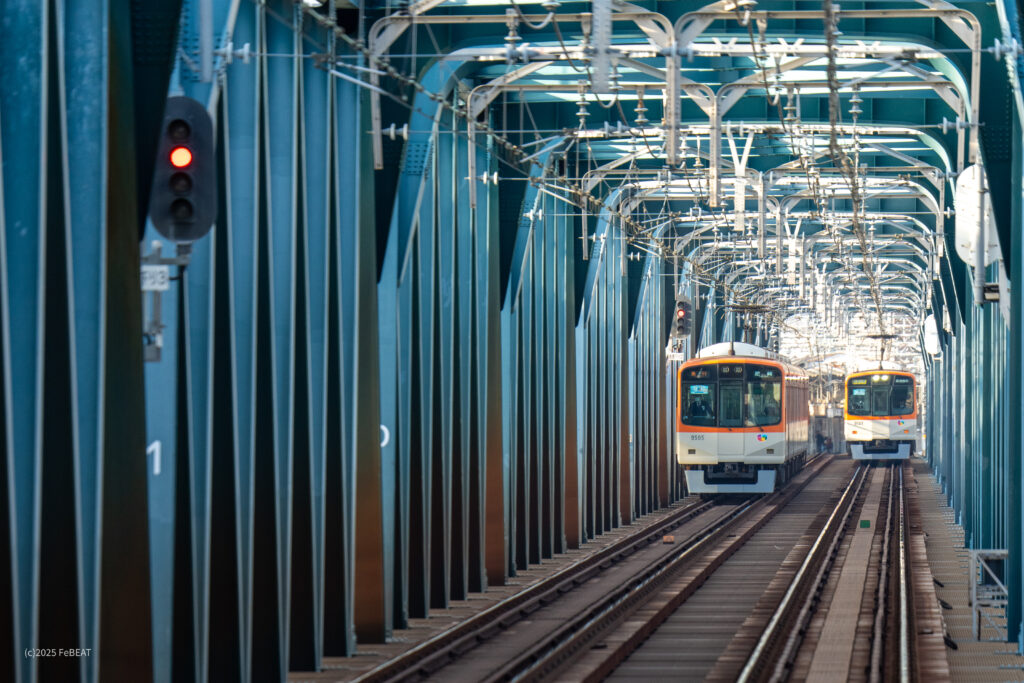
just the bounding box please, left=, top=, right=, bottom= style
left=676, top=342, right=810, bottom=494
left=844, top=370, right=918, bottom=459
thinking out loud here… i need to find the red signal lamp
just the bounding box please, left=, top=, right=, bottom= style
left=170, top=146, right=193, bottom=168
left=676, top=308, right=687, bottom=318
left=149, top=97, right=217, bottom=242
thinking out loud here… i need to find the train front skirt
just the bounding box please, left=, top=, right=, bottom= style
left=684, top=467, right=777, bottom=494
left=849, top=441, right=913, bottom=460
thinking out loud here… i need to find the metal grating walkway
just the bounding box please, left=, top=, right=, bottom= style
left=913, top=460, right=1024, bottom=682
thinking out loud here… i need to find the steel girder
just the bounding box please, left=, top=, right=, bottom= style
left=377, top=61, right=498, bottom=634
left=923, top=0, right=1024, bottom=646
left=930, top=267, right=1008, bottom=546
left=575, top=209, right=631, bottom=537
left=630, top=256, right=682, bottom=515
left=139, top=1, right=377, bottom=679
left=501, top=153, right=577, bottom=565
left=0, top=1, right=157, bottom=682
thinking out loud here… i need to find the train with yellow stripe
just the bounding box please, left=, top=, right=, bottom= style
left=676, top=342, right=809, bottom=494
left=843, top=370, right=918, bottom=460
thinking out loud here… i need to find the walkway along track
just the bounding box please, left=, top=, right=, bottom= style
left=732, top=464, right=871, bottom=682
left=355, top=455, right=833, bottom=682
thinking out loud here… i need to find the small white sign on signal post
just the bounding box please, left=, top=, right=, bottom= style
left=141, top=264, right=171, bottom=291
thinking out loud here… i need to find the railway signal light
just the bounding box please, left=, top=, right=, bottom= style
left=169, top=146, right=192, bottom=168
left=148, top=97, right=217, bottom=243
left=674, top=298, right=693, bottom=338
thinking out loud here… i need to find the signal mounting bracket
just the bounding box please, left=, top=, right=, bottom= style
left=140, top=242, right=192, bottom=362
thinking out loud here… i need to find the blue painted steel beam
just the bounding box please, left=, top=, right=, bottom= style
left=0, top=3, right=156, bottom=682
left=997, top=0, right=1024, bottom=646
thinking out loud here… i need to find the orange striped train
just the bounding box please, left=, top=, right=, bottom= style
left=676, top=342, right=810, bottom=494
left=843, top=370, right=918, bottom=460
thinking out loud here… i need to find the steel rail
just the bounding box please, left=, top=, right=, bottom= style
left=898, top=465, right=910, bottom=682
left=869, top=465, right=896, bottom=683
left=737, top=465, right=868, bottom=683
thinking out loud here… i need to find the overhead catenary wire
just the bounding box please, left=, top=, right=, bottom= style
left=293, top=1, right=941, bottom=365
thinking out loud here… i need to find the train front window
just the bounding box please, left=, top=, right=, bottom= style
left=745, top=382, right=781, bottom=426
left=745, top=364, right=782, bottom=426
left=890, top=377, right=914, bottom=415
left=870, top=386, right=891, bottom=415
left=682, top=383, right=717, bottom=426
left=719, top=383, right=744, bottom=427
left=847, top=378, right=870, bottom=415
left=847, top=374, right=914, bottom=417
left=680, top=363, right=783, bottom=428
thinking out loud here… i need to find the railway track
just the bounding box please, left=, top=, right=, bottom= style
left=355, top=489, right=731, bottom=681
left=603, top=458, right=857, bottom=682
left=871, top=463, right=907, bottom=683
left=706, top=462, right=947, bottom=683
left=596, top=461, right=948, bottom=683
left=356, top=455, right=834, bottom=683
left=734, top=462, right=942, bottom=683
left=356, top=457, right=952, bottom=683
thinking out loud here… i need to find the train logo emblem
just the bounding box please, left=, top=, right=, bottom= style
left=756, top=433, right=768, bottom=442
left=897, top=419, right=905, bottom=426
